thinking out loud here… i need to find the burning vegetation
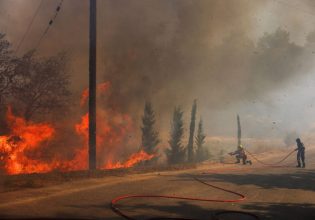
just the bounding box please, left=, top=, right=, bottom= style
left=2, top=0, right=315, bottom=177
left=0, top=106, right=56, bottom=174
left=0, top=31, right=159, bottom=175
left=0, top=74, right=207, bottom=175
left=0, top=24, right=212, bottom=176
left=0, top=102, right=156, bottom=174
left=0, top=39, right=158, bottom=175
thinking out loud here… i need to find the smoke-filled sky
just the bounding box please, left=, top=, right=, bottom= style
left=1, top=0, right=315, bottom=145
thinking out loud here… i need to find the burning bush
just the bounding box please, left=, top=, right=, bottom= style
left=0, top=82, right=156, bottom=175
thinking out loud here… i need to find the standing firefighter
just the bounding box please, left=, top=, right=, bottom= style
left=295, top=138, right=305, bottom=168
left=229, top=145, right=252, bottom=165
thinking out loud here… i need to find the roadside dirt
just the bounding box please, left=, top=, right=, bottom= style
left=0, top=148, right=314, bottom=220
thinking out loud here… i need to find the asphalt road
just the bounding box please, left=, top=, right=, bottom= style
left=0, top=149, right=315, bottom=220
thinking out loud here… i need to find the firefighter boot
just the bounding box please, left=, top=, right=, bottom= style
left=235, top=158, right=240, bottom=164
left=296, top=161, right=301, bottom=168
left=302, top=162, right=305, bottom=168
left=242, top=158, right=246, bottom=165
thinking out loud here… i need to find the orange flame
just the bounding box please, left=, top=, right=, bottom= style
left=0, top=81, right=156, bottom=175
left=80, top=88, right=89, bottom=106
left=0, top=107, right=56, bottom=174
left=73, top=110, right=154, bottom=170
left=104, top=150, right=155, bottom=169
left=80, top=82, right=111, bottom=106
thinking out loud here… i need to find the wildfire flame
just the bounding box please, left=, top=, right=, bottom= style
left=104, top=150, right=155, bottom=169
left=0, top=82, right=156, bottom=175
left=80, top=88, right=89, bottom=107
left=80, top=82, right=111, bottom=106
left=0, top=107, right=56, bottom=174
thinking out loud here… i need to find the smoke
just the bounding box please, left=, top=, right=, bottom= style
left=98, top=0, right=315, bottom=138
left=100, top=0, right=261, bottom=112
left=1, top=0, right=315, bottom=143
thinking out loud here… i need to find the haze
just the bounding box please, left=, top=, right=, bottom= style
left=1, top=0, right=315, bottom=147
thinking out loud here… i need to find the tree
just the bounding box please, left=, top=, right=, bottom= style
left=166, top=106, right=186, bottom=164
left=0, top=33, right=17, bottom=106
left=237, top=114, right=241, bottom=147
left=141, top=101, right=160, bottom=163
left=0, top=33, right=19, bottom=133
left=250, top=28, right=303, bottom=93
left=11, top=51, right=71, bottom=121
left=187, top=99, right=197, bottom=162
left=195, top=118, right=208, bottom=162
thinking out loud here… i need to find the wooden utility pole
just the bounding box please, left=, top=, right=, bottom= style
left=89, top=0, right=97, bottom=170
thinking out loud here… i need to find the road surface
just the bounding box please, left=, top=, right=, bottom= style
left=0, top=149, right=315, bottom=220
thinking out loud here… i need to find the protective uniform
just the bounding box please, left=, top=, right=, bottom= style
left=230, top=145, right=251, bottom=165
left=295, top=138, right=305, bottom=168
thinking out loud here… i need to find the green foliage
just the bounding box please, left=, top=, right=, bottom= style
left=141, top=101, right=160, bottom=164
left=195, top=118, right=209, bottom=162
left=166, top=106, right=186, bottom=164
left=187, top=100, right=197, bottom=162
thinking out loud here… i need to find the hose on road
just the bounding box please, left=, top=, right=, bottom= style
left=111, top=150, right=296, bottom=220
left=111, top=175, right=259, bottom=220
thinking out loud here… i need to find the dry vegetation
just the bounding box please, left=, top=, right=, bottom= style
left=0, top=163, right=196, bottom=192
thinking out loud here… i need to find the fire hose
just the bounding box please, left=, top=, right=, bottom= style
left=245, top=149, right=296, bottom=167
left=110, top=149, right=296, bottom=220
left=111, top=175, right=259, bottom=220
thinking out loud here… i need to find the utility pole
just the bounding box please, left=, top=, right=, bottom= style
left=89, top=0, right=97, bottom=170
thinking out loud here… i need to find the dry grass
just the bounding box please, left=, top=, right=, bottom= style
left=0, top=163, right=196, bottom=192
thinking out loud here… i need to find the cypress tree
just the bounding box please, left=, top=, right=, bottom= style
left=187, top=100, right=197, bottom=162
left=166, top=106, right=186, bottom=164
left=141, top=101, right=160, bottom=157
left=195, top=118, right=208, bottom=162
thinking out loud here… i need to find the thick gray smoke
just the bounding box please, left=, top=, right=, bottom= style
left=1, top=0, right=315, bottom=141
left=97, top=0, right=315, bottom=136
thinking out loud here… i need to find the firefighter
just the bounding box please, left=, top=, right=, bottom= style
left=295, top=138, right=305, bottom=168
left=229, top=144, right=252, bottom=165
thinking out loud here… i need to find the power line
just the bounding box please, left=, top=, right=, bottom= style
left=15, top=0, right=44, bottom=54
left=34, top=0, right=64, bottom=51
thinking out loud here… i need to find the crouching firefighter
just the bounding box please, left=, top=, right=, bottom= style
left=295, top=138, right=305, bottom=168
left=229, top=145, right=252, bottom=165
